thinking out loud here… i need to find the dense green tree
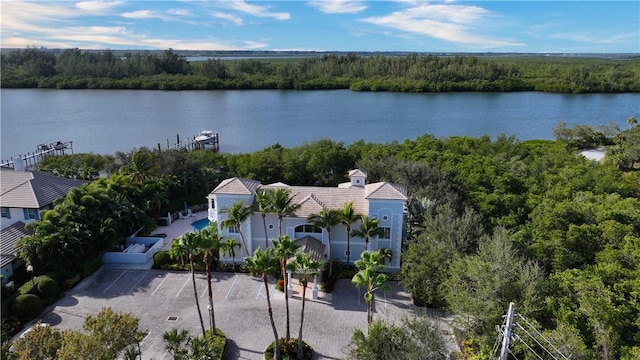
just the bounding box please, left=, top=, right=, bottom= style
left=347, top=317, right=449, bottom=360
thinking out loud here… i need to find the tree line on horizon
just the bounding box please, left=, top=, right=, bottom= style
left=2, top=47, right=639, bottom=93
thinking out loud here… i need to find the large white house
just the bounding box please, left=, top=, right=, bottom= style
left=206, top=169, right=407, bottom=271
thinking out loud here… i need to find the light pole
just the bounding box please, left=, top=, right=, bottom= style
left=26, top=264, right=35, bottom=286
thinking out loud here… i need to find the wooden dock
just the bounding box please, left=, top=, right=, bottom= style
left=160, top=133, right=219, bottom=152
left=1, top=141, right=73, bottom=170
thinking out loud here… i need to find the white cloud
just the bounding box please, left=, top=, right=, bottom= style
left=167, top=8, right=191, bottom=17
left=121, top=10, right=159, bottom=19
left=361, top=4, right=523, bottom=48
left=75, top=1, right=123, bottom=13
left=211, top=11, right=244, bottom=26
left=220, top=0, right=290, bottom=20
left=308, top=0, right=367, bottom=14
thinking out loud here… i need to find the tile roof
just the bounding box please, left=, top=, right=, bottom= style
left=294, top=236, right=326, bottom=263
left=261, top=184, right=370, bottom=217
left=0, top=170, right=89, bottom=208
left=0, top=221, right=33, bottom=267
left=365, top=182, right=408, bottom=201
left=211, top=177, right=262, bottom=195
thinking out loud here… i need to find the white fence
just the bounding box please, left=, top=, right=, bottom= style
left=103, top=236, right=164, bottom=264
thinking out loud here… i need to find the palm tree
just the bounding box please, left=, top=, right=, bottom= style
left=272, top=188, right=301, bottom=235
left=350, top=215, right=385, bottom=251
left=307, top=208, right=341, bottom=278
left=220, top=238, right=241, bottom=269
left=199, top=224, right=221, bottom=335
left=287, top=253, right=322, bottom=360
left=340, top=202, right=361, bottom=268
left=245, top=248, right=281, bottom=360
left=352, top=250, right=389, bottom=324
left=220, top=201, right=252, bottom=257
left=163, top=328, right=189, bottom=360
left=255, top=189, right=274, bottom=249
left=176, top=232, right=207, bottom=337
left=271, top=235, right=300, bottom=340
left=169, top=240, right=188, bottom=267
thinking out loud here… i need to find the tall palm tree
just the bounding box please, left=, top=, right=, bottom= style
left=220, top=238, right=241, bottom=269
left=340, top=202, right=361, bottom=268
left=271, top=235, right=300, bottom=340
left=350, top=215, right=385, bottom=251
left=245, top=248, right=281, bottom=360
left=307, top=208, right=341, bottom=278
left=287, top=253, right=322, bottom=360
left=176, top=232, right=207, bottom=337
left=220, top=201, right=253, bottom=257
left=352, top=250, right=389, bottom=324
left=272, top=188, right=301, bottom=236
left=199, top=224, right=221, bottom=335
left=255, top=189, right=274, bottom=249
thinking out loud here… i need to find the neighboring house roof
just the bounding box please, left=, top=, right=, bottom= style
left=0, top=221, right=33, bottom=267
left=211, top=177, right=262, bottom=195
left=0, top=169, right=89, bottom=208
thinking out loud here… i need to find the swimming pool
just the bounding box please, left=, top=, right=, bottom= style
left=191, top=218, right=211, bottom=231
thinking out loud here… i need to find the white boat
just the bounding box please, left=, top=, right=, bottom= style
left=195, top=130, right=216, bottom=143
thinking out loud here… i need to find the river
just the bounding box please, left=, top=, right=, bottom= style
left=1, top=89, right=638, bottom=157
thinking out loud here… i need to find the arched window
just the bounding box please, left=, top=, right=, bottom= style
left=294, top=224, right=322, bottom=233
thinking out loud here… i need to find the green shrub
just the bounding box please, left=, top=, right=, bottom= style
left=153, top=251, right=171, bottom=268
left=205, top=328, right=227, bottom=360
left=18, top=280, right=38, bottom=296
left=265, top=338, right=313, bottom=360
left=10, top=294, right=42, bottom=323
left=36, top=276, right=59, bottom=298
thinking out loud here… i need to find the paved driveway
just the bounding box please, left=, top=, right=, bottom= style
left=38, top=268, right=434, bottom=359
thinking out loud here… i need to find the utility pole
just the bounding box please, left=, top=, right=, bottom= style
left=499, top=302, right=516, bottom=360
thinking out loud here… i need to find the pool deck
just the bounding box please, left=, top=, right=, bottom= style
left=152, top=211, right=209, bottom=252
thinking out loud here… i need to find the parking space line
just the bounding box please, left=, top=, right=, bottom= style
left=225, top=275, right=239, bottom=300
left=176, top=275, right=191, bottom=297
left=255, top=281, right=263, bottom=300
left=200, top=282, right=209, bottom=299
left=270, top=283, right=275, bottom=299
left=103, top=271, right=126, bottom=294
left=127, top=271, right=149, bottom=294
left=151, top=274, right=170, bottom=296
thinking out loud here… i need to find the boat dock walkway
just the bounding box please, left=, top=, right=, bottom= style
left=1, top=141, right=73, bottom=170
left=161, top=132, right=219, bottom=152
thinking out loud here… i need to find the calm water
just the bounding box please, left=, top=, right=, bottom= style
left=1, top=89, right=638, bottom=157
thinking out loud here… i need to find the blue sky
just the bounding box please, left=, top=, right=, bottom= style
left=2, top=1, right=639, bottom=53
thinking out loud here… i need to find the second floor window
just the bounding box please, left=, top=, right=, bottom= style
left=1, top=207, right=9, bottom=219
left=379, top=227, right=391, bottom=240
left=228, top=225, right=240, bottom=234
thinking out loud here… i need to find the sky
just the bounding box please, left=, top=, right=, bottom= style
left=1, top=0, right=639, bottom=53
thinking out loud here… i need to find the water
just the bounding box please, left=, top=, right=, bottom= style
left=1, top=89, right=638, bottom=157
left=191, top=218, right=210, bottom=231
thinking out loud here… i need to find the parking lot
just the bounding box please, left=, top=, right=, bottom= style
left=38, top=268, right=431, bottom=359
